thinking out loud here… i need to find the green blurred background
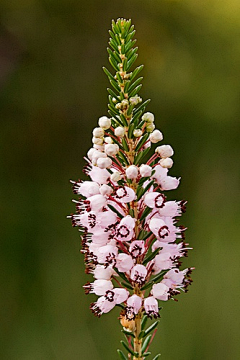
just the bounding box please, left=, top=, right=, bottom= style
left=1, top=0, right=240, bottom=359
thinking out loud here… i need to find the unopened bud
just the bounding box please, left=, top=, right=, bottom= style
left=105, top=144, right=119, bottom=156
left=87, top=148, right=95, bottom=161
left=140, top=164, right=152, bottom=177
left=92, top=127, right=104, bottom=138
left=155, top=145, right=174, bottom=158
left=146, top=123, right=155, bottom=132
left=133, top=129, right=143, bottom=137
left=149, top=130, right=163, bottom=143
left=92, top=136, right=104, bottom=145
left=114, top=126, right=125, bottom=137
left=130, top=96, right=142, bottom=106
left=142, top=112, right=154, bottom=123
left=104, top=137, right=113, bottom=144
left=121, top=99, right=129, bottom=107
left=97, top=157, right=112, bottom=169
left=160, top=157, right=173, bottom=168
left=111, top=171, right=122, bottom=182
left=98, top=116, right=111, bottom=130
left=100, top=184, right=113, bottom=196
left=126, top=165, right=138, bottom=180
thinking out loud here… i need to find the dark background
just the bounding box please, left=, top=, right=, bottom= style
left=1, top=1, right=240, bottom=359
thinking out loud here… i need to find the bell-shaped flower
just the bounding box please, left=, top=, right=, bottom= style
left=90, top=295, right=116, bottom=316
left=91, top=230, right=109, bottom=246
left=88, top=165, right=110, bottom=184
left=93, top=265, right=115, bottom=280
left=144, top=297, right=159, bottom=318
left=129, top=240, right=145, bottom=258
left=153, top=252, right=173, bottom=274
left=88, top=194, right=107, bottom=212
left=72, top=180, right=100, bottom=197
left=144, top=192, right=166, bottom=209
left=130, top=264, right=147, bottom=286
left=84, top=279, right=113, bottom=296
left=116, top=215, right=136, bottom=242
left=159, top=201, right=182, bottom=217
left=114, top=186, right=136, bottom=203
left=97, top=244, right=118, bottom=267
left=152, top=282, right=169, bottom=301
left=162, top=268, right=186, bottom=289
left=116, top=253, right=134, bottom=272
left=113, top=288, right=129, bottom=304
left=127, top=294, right=142, bottom=314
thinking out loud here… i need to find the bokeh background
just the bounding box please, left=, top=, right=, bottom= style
left=1, top=0, right=240, bottom=359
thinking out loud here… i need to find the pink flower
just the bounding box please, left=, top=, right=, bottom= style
left=129, top=240, right=145, bottom=258
left=116, top=215, right=136, bottom=242
left=152, top=283, right=169, bottom=301
left=84, top=279, right=113, bottom=296
left=97, top=244, right=118, bottom=266
left=144, top=297, right=159, bottom=318
left=114, top=186, right=136, bottom=203
left=71, top=180, right=100, bottom=197
left=127, top=294, right=142, bottom=314
left=88, top=194, right=107, bottom=212
left=130, top=264, right=147, bottom=285
left=113, top=288, right=129, bottom=304
left=144, top=192, right=166, bottom=209
left=90, top=295, right=116, bottom=316
left=88, top=165, right=110, bottom=184
left=93, top=265, right=115, bottom=280
left=116, top=253, right=134, bottom=272
left=153, top=252, right=173, bottom=274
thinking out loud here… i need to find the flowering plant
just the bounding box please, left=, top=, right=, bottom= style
left=69, top=18, right=193, bottom=360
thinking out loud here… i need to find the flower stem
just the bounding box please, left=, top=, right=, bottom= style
left=133, top=311, right=143, bottom=359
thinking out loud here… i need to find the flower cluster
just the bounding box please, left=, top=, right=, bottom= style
left=69, top=18, right=193, bottom=359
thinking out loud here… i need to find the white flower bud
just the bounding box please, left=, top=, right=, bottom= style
left=104, top=136, right=113, bottom=144
left=155, top=145, right=174, bottom=158
left=87, top=148, right=95, bottom=160
left=142, top=112, right=154, bottom=123
left=112, top=97, right=117, bottom=103
left=99, top=184, right=113, bottom=196
left=140, top=164, right=152, bottom=177
left=130, top=96, right=142, bottom=106
left=126, top=165, right=138, bottom=180
left=92, top=127, right=104, bottom=138
left=92, top=150, right=107, bottom=166
left=105, top=143, right=119, bottom=156
left=121, top=99, right=129, bottom=107
left=111, top=171, right=122, bottom=182
left=93, top=144, right=104, bottom=151
left=159, top=157, right=173, bottom=169
left=149, top=129, right=163, bottom=143
left=98, top=116, right=111, bottom=130
left=114, top=126, right=125, bottom=137
left=92, top=136, right=104, bottom=145
left=133, top=129, right=143, bottom=137
left=115, top=103, right=122, bottom=110
left=146, top=123, right=155, bottom=132
left=97, top=157, right=112, bottom=169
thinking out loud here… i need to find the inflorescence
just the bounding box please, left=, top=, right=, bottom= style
left=69, top=18, right=193, bottom=360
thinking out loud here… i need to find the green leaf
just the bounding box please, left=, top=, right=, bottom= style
left=141, top=315, right=148, bottom=329
left=109, top=39, right=119, bottom=52
left=109, top=56, right=119, bottom=72
left=135, top=133, right=149, bottom=152
left=121, top=281, right=133, bottom=290
left=143, top=352, right=151, bottom=357
left=133, top=98, right=151, bottom=114
left=129, top=84, right=142, bottom=98
left=107, top=204, right=124, bottom=219
left=110, top=79, right=121, bottom=93
left=114, top=268, right=129, bottom=283
left=128, top=77, right=143, bottom=94
left=126, top=53, right=138, bottom=71
left=120, top=114, right=128, bottom=127
left=126, top=103, right=134, bottom=116
left=126, top=47, right=138, bottom=61
left=134, top=147, right=150, bottom=166
left=143, top=321, right=159, bottom=338
left=139, top=206, right=152, bottom=221
left=153, top=354, right=161, bottom=360
left=137, top=180, right=154, bottom=201
left=128, top=123, right=135, bottom=138
left=108, top=104, right=119, bottom=116
left=120, top=341, right=135, bottom=356
left=125, top=39, right=137, bottom=54
left=125, top=29, right=136, bottom=43
left=122, top=329, right=134, bottom=338
left=141, top=270, right=169, bottom=290
left=142, top=335, right=152, bottom=353
left=130, top=109, right=142, bottom=126
left=107, top=87, right=119, bottom=99
left=122, top=137, right=129, bottom=151
left=130, top=64, right=144, bottom=82
left=103, top=66, right=115, bottom=81
left=117, top=349, right=127, bottom=360
left=143, top=247, right=161, bottom=265
left=117, top=151, right=130, bottom=165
